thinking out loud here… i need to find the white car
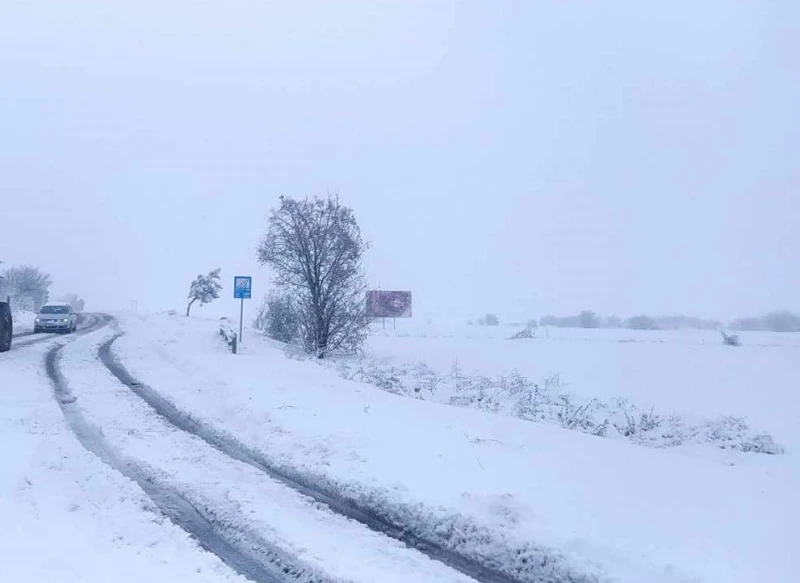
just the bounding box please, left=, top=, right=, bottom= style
left=34, top=302, right=78, bottom=333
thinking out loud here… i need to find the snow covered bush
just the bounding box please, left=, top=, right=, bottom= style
left=254, top=293, right=300, bottom=344
left=328, top=358, right=783, bottom=455
left=508, top=322, right=537, bottom=340
left=721, top=331, right=741, bottom=347
left=702, top=416, right=782, bottom=454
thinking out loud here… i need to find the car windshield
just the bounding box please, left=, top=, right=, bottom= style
left=40, top=306, right=69, bottom=314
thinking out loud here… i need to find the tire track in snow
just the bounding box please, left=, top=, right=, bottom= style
left=11, top=313, right=102, bottom=348
left=45, top=324, right=338, bottom=583
left=98, top=332, right=528, bottom=583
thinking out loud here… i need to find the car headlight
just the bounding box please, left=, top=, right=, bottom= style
left=61, top=318, right=69, bottom=323
left=35, top=318, right=41, bottom=322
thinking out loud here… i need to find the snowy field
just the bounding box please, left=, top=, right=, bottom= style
left=351, top=322, right=800, bottom=456
left=109, top=312, right=799, bottom=583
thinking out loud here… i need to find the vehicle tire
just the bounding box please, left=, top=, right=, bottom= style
left=0, top=309, right=12, bottom=353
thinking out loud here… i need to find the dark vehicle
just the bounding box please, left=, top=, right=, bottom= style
left=34, top=302, right=78, bottom=334
left=0, top=297, right=11, bottom=352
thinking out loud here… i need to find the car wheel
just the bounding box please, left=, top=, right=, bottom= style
left=0, top=320, right=11, bottom=352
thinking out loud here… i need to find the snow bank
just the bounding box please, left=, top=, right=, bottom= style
left=11, top=310, right=36, bottom=334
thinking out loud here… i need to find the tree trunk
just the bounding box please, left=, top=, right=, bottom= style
left=186, top=297, right=196, bottom=316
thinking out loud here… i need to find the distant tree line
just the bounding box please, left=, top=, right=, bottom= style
left=729, top=310, right=800, bottom=333
left=531, top=309, right=800, bottom=332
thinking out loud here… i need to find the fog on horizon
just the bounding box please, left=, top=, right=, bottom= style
left=1, top=1, right=797, bottom=323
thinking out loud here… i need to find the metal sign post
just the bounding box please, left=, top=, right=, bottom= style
left=233, top=276, right=252, bottom=345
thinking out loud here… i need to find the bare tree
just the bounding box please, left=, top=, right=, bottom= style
left=257, top=195, right=369, bottom=358
left=0, top=265, right=51, bottom=311
left=186, top=268, right=222, bottom=316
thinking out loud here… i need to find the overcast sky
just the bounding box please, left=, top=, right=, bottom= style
left=1, top=1, right=797, bottom=322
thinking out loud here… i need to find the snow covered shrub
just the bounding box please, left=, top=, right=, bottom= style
left=720, top=331, right=741, bottom=346
left=554, top=395, right=606, bottom=435
left=702, top=416, right=783, bottom=454
left=355, top=363, right=405, bottom=393
left=513, top=380, right=552, bottom=422
left=508, top=322, right=536, bottom=340
left=256, top=292, right=300, bottom=344
left=609, top=399, right=660, bottom=437
left=411, top=363, right=442, bottom=395
left=323, top=358, right=784, bottom=455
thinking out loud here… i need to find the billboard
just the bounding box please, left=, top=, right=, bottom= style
left=367, top=290, right=412, bottom=318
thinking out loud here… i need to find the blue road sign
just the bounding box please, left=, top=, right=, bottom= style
left=233, top=276, right=252, bottom=299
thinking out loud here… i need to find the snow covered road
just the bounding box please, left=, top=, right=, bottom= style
left=0, top=316, right=247, bottom=583
left=9, top=312, right=99, bottom=348
left=53, top=323, right=488, bottom=583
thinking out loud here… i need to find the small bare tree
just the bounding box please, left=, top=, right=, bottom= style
left=257, top=195, right=369, bottom=358
left=186, top=268, right=222, bottom=316
left=1, top=265, right=52, bottom=311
